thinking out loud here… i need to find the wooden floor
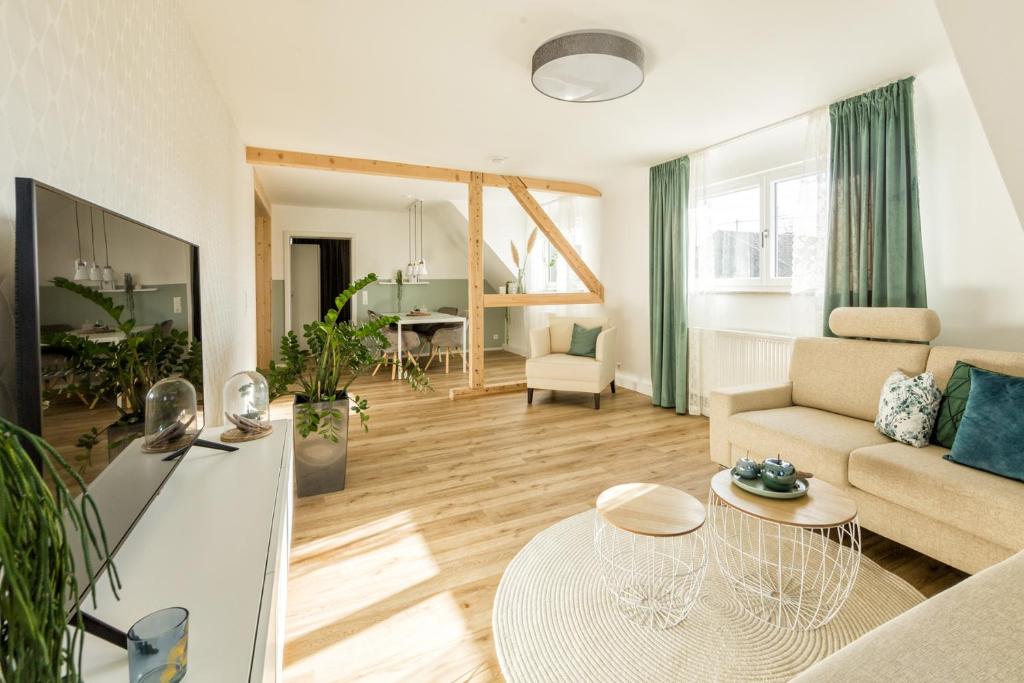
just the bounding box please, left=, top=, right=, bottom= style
left=274, top=351, right=966, bottom=683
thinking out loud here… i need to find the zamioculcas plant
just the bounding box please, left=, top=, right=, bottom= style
left=262, top=273, right=429, bottom=439
left=0, top=417, right=120, bottom=681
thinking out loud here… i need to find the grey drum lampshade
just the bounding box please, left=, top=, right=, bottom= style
left=531, top=31, right=645, bottom=102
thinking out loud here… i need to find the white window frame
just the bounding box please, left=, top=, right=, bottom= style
left=700, top=163, right=806, bottom=293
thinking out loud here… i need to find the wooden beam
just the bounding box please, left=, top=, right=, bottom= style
left=246, top=146, right=601, bottom=197
left=467, top=172, right=485, bottom=389
left=503, top=176, right=605, bottom=300
left=484, top=292, right=602, bottom=308
left=254, top=171, right=272, bottom=218
left=449, top=381, right=527, bottom=400
left=254, top=214, right=272, bottom=368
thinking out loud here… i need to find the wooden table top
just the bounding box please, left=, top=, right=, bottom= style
left=596, top=483, right=706, bottom=537
left=710, top=469, right=857, bottom=528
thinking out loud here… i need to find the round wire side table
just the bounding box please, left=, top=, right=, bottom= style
left=706, top=469, right=861, bottom=631
left=594, top=483, right=708, bottom=629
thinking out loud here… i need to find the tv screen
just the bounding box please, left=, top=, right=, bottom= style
left=14, top=178, right=203, bottom=612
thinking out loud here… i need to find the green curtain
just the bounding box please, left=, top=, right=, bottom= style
left=650, top=156, right=689, bottom=413
left=823, top=77, right=927, bottom=335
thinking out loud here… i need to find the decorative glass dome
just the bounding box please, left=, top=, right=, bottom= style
left=143, top=378, right=199, bottom=453
left=221, top=370, right=272, bottom=441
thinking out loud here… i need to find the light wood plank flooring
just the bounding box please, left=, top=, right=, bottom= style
left=274, top=351, right=966, bottom=683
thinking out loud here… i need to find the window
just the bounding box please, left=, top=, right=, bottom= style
left=697, top=165, right=817, bottom=291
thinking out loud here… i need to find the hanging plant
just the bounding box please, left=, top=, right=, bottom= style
left=0, top=417, right=120, bottom=681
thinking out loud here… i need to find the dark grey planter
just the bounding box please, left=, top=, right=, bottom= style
left=293, top=396, right=349, bottom=497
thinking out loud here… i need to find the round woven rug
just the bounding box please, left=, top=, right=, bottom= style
left=494, top=510, right=924, bottom=682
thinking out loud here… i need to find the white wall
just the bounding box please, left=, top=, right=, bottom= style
left=601, top=43, right=1024, bottom=394
left=915, top=52, right=1024, bottom=351
left=271, top=203, right=467, bottom=281
left=0, top=0, right=254, bottom=423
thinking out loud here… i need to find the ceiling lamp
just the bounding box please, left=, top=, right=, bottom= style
left=72, top=203, right=88, bottom=281
left=532, top=30, right=644, bottom=102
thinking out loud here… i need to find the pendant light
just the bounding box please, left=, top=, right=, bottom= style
left=406, top=201, right=417, bottom=281
left=415, top=200, right=428, bottom=277
left=73, top=203, right=88, bottom=281
left=88, top=207, right=102, bottom=281
left=100, top=211, right=114, bottom=288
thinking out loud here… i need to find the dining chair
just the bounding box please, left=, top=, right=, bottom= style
left=425, top=308, right=464, bottom=373
left=368, top=311, right=423, bottom=379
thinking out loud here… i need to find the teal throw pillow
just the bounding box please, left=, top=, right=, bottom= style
left=944, top=368, right=1024, bottom=482
left=567, top=323, right=602, bottom=358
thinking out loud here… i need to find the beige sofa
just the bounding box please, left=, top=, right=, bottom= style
left=527, top=315, right=616, bottom=409
left=710, top=308, right=1024, bottom=574
left=794, top=549, right=1024, bottom=681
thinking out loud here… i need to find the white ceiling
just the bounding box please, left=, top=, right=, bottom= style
left=256, top=166, right=558, bottom=211
left=181, top=0, right=948, bottom=204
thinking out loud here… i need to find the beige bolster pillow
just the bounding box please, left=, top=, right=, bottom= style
left=828, top=307, right=940, bottom=342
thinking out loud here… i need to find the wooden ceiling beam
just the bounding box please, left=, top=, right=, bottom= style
left=245, top=146, right=601, bottom=197
left=484, top=292, right=602, bottom=308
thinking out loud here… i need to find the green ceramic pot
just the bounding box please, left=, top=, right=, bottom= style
left=734, top=457, right=761, bottom=480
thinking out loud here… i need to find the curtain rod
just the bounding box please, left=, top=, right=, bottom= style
left=657, top=74, right=914, bottom=166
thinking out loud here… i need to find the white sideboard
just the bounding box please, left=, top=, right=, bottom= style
left=80, top=420, right=293, bottom=682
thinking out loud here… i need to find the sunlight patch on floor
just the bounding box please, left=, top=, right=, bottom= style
left=285, top=590, right=486, bottom=683
left=285, top=511, right=440, bottom=642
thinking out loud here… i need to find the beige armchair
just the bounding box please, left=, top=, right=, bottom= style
left=526, top=315, right=617, bottom=409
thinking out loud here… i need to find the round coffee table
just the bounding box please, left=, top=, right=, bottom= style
left=594, top=483, right=707, bottom=629
left=706, top=469, right=860, bottom=631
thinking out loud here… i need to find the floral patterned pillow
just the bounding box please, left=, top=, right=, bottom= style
left=874, top=370, right=943, bottom=447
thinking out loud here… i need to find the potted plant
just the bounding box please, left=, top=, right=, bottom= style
left=0, top=417, right=120, bottom=681
left=43, top=277, right=202, bottom=459
left=262, top=273, right=428, bottom=496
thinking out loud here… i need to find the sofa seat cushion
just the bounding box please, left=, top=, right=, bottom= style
left=525, top=353, right=601, bottom=382
left=849, top=442, right=1024, bottom=549
left=728, top=407, right=893, bottom=485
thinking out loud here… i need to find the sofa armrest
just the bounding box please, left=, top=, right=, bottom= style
left=529, top=326, right=551, bottom=359
left=709, top=382, right=793, bottom=467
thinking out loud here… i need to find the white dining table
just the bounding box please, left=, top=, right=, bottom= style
left=385, top=311, right=467, bottom=377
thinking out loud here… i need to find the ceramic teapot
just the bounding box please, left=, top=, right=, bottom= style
left=760, top=457, right=798, bottom=491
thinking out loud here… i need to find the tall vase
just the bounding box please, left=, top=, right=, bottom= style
left=293, top=396, right=349, bottom=497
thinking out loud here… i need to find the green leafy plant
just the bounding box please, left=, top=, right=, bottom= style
left=394, top=268, right=404, bottom=313
left=0, top=417, right=120, bottom=681
left=261, top=273, right=429, bottom=439
left=42, top=277, right=202, bottom=444
left=73, top=427, right=101, bottom=475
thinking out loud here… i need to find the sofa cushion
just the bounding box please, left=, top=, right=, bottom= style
left=848, top=441, right=1024, bottom=549
left=945, top=368, right=1024, bottom=482
left=874, top=370, right=941, bottom=447
left=926, top=345, right=1024, bottom=391
left=791, top=337, right=931, bottom=422
left=525, top=353, right=601, bottom=382
left=548, top=315, right=608, bottom=354
left=728, top=406, right=893, bottom=485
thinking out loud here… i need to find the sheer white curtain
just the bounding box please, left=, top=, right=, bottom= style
left=791, top=107, right=830, bottom=307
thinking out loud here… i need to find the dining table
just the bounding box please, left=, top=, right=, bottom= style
left=386, top=310, right=468, bottom=378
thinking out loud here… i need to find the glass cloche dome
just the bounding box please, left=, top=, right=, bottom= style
left=221, top=370, right=272, bottom=441
left=143, top=377, right=199, bottom=453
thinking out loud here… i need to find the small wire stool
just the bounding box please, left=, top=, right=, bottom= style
left=594, top=483, right=708, bottom=629
left=706, top=471, right=861, bottom=631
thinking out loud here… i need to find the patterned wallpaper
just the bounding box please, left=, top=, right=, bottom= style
left=0, top=0, right=255, bottom=423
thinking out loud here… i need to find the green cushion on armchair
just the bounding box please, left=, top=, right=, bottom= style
left=567, top=323, right=602, bottom=358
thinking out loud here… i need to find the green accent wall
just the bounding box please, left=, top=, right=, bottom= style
left=270, top=278, right=507, bottom=355
left=362, top=279, right=506, bottom=346
left=39, top=283, right=189, bottom=332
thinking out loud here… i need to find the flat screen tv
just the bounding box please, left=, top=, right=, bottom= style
left=13, top=178, right=205, bottom=629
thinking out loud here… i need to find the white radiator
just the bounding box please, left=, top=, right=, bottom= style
left=688, top=328, right=795, bottom=416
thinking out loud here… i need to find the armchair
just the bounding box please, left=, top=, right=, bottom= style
left=525, top=315, right=617, bottom=409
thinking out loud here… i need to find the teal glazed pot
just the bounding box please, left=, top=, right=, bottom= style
left=761, top=457, right=797, bottom=491
left=734, top=457, right=761, bottom=480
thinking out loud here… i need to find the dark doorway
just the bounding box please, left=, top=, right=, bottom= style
left=290, top=237, right=353, bottom=322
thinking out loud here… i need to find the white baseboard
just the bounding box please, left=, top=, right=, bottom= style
left=615, top=371, right=653, bottom=397
left=502, top=343, right=528, bottom=357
